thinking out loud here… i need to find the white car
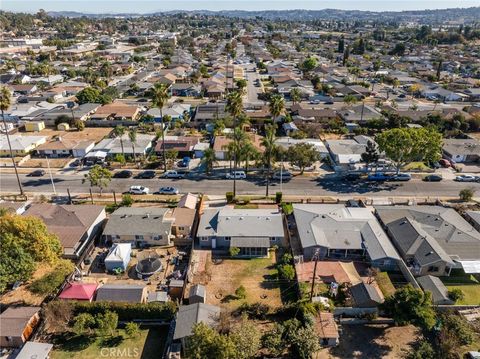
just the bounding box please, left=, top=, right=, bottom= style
left=455, top=175, right=477, bottom=182
left=272, top=171, right=293, bottom=180
left=158, top=186, right=179, bottom=195
left=226, top=171, right=246, bottom=179
left=162, top=170, right=185, bottom=179
left=129, top=185, right=149, bottom=195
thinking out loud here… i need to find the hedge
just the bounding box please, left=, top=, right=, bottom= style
left=72, top=301, right=177, bottom=321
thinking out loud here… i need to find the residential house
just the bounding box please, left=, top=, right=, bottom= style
left=90, top=134, right=155, bottom=159
left=338, top=104, right=383, bottom=124
left=276, top=137, right=329, bottom=158
left=104, top=243, right=132, bottom=272
left=293, top=204, right=400, bottom=270
left=102, top=207, right=173, bottom=248
left=146, top=104, right=191, bottom=124
left=90, top=101, right=140, bottom=121
left=375, top=206, right=480, bottom=276
left=35, top=137, right=95, bottom=158
left=326, top=138, right=368, bottom=166
left=314, top=312, right=340, bottom=347
left=442, top=139, right=480, bottom=163
left=417, top=275, right=454, bottom=305
left=466, top=211, right=480, bottom=233
left=192, top=103, right=226, bottom=128
left=96, top=284, right=148, bottom=303
left=213, top=133, right=264, bottom=160
left=33, top=103, right=101, bottom=125
left=23, top=204, right=106, bottom=261
left=350, top=282, right=384, bottom=307
left=173, top=303, right=221, bottom=351
left=165, top=207, right=196, bottom=245
left=8, top=84, right=38, bottom=95
left=171, top=83, right=201, bottom=97
left=58, top=282, right=98, bottom=302
left=155, top=136, right=200, bottom=158
left=0, top=135, right=47, bottom=157
left=197, top=206, right=285, bottom=257
left=0, top=306, right=41, bottom=348
left=0, top=201, right=30, bottom=215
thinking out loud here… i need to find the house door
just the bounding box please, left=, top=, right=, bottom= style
left=212, top=237, right=216, bottom=249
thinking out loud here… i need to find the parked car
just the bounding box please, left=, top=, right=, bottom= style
left=178, top=157, right=191, bottom=168
left=158, top=186, right=179, bottom=195
left=389, top=173, right=412, bottom=181
left=423, top=174, right=443, bottom=182
left=162, top=170, right=185, bottom=179
left=455, top=175, right=477, bottom=182
left=272, top=171, right=292, bottom=181
left=136, top=170, right=156, bottom=179
left=129, top=185, right=149, bottom=195
left=226, top=171, right=246, bottom=179
left=114, top=170, right=133, bottom=178
left=439, top=159, right=451, bottom=168
left=345, top=173, right=362, bottom=181
left=367, top=172, right=391, bottom=181
left=27, top=169, right=46, bottom=177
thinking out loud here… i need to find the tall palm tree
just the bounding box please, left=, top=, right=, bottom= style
left=128, top=127, right=138, bottom=167
left=201, top=148, right=217, bottom=176
left=151, top=83, right=170, bottom=171
left=241, top=141, right=259, bottom=175
left=261, top=124, right=278, bottom=197
left=0, top=87, right=23, bottom=195
left=269, top=94, right=285, bottom=123
left=226, top=91, right=244, bottom=197
left=113, top=125, right=126, bottom=160
left=290, top=88, right=301, bottom=105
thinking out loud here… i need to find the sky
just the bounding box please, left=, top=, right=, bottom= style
left=2, top=0, right=479, bottom=14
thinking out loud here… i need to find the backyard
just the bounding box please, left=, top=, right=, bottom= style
left=50, top=327, right=167, bottom=359
left=193, top=253, right=284, bottom=310
left=442, top=272, right=480, bottom=305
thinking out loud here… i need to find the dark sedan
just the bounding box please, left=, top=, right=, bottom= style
left=27, top=169, right=46, bottom=177
left=136, top=170, right=156, bottom=179
left=423, top=174, right=443, bottom=182
left=113, top=170, right=133, bottom=179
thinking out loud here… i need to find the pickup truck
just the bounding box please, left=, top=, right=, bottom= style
left=162, top=170, right=185, bottom=179
left=367, top=172, right=391, bottom=181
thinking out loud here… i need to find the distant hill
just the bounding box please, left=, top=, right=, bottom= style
left=47, top=7, right=480, bottom=23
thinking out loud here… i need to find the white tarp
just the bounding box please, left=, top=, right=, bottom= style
left=458, top=261, right=480, bottom=274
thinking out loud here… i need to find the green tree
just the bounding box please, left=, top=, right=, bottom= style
left=235, top=285, right=247, bottom=299
left=1, top=86, right=23, bottom=195
left=230, top=319, right=261, bottom=358
left=128, top=127, right=138, bottom=166
left=302, top=56, right=317, bottom=73
left=114, top=153, right=126, bottom=165
left=76, top=87, right=101, bottom=104
left=113, top=125, right=126, bottom=160
left=361, top=140, right=380, bottom=171
left=262, top=324, right=286, bottom=357
left=269, top=94, right=285, bottom=121
left=376, top=127, right=442, bottom=174
left=459, top=188, right=474, bottom=202
left=382, top=284, right=436, bottom=330
left=83, top=165, right=112, bottom=195
left=343, top=94, right=358, bottom=105
left=72, top=313, right=96, bottom=336
left=73, top=119, right=85, bottom=131
left=338, top=36, right=345, bottom=53
left=290, top=88, right=301, bottom=105
left=447, top=288, right=464, bottom=303
left=287, top=143, right=319, bottom=174
left=96, top=310, right=118, bottom=337
left=0, top=234, right=35, bottom=292
left=278, top=264, right=296, bottom=281
left=236, top=79, right=247, bottom=92
left=151, top=83, right=171, bottom=171
left=406, top=341, right=435, bottom=359
left=186, top=322, right=237, bottom=359
left=125, top=322, right=140, bottom=338
left=201, top=148, right=217, bottom=176
left=226, top=91, right=244, bottom=197
left=229, top=247, right=240, bottom=257
left=121, top=194, right=134, bottom=207
left=290, top=325, right=321, bottom=359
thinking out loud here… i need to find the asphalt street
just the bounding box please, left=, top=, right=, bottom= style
left=1, top=171, right=479, bottom=199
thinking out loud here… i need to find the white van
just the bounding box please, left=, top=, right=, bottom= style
left=226, top=171, right=246, bottom=179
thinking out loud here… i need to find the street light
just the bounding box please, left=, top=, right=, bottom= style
left=45, top=156, right=56, bottom=194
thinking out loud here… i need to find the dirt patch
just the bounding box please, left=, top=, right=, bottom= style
left=29, top=127, right=112, bottom=142
left=21, top=157, right=72, bottom=168
left=317, top=324, right=421, bottom=359
left=296, top=261, right=351, bottom=284
left=191, top=253, right=283, bottom=310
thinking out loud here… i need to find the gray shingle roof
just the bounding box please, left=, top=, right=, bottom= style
left=350, top=282, right=383, bottom=307
left=173, top=303, right=220, bottom=340
left=96, top=284, right=146, bottom=303
left=417, top=275, right=452, bottom=304
left=375, top=206, right=480, bottom=262
left=103, top=207, right=172, bottom=237
left=293, top=204, right=400, bottom=261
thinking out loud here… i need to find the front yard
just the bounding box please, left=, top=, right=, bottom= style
left=50, top=327, right=167, bottom=359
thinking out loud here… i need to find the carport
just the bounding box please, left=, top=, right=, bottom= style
left=230, top=237, right=270, bottom=257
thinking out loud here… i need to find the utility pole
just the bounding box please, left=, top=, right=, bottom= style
left=2, top=110, right=24, bottom=195
left=360, top=101, right=365, bottom=122
left=310, top=249, right=320, bottom=301
left=45, top=156, right=56, bottom=194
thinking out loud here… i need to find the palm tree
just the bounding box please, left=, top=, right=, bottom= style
left=290, top=88, right=301, bottom=105
left=151, top=83, right=170, bottom=171
left=113, top=125, right=126, bottom=160
left=261, top=124, right=278, bottom=197
left=241, top=141, right=259, bottom=175
left=226, top=91, right=244, bottom=197
left=0, top=87, right=23, bottom=195
left=128, top=127, right=138, bottom=167
left=269, top=94, right=285, bottom=122
left=201, top=148, right=217, bottom=176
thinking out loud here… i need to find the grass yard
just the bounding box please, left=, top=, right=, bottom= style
left=402, top=161, right=431, bottom=171
left=376, top=272, right=396, bottom=297
left=445, top=284, right=480, bottom=305
left=50, top=327, right=167, bottom=359
left=202, top=255, right=284, bottom=310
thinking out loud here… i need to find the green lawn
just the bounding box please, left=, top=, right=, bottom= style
left=376, top=272, right=396, bottom=297
left=402, top=162, right=431, bottom=171
left=50, top=328, right=167, bottom=359
left=445, top=285, right=480, bottom=305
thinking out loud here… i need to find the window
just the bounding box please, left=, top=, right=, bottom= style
left=201, top=237, right=208, bottom=241
left=135, top=235, right=144, bottom=241
left=225, top=237, right=231, bottom=241
left=178, top=226, right=185, bottom=231
left=270, top=237, right=276, bottom=241
left=428, top=266, right=439, bottom=272
left=152, top=235, right=162, bottom=241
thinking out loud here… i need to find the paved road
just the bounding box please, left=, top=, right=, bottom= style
left=242, top=63, right=264, bottom=106
left=1, top=171, right=479, bottom=198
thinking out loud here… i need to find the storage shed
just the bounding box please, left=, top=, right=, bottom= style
left=104, top=243, right=131, bottom=272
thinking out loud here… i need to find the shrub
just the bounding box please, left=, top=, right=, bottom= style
left=235, top=285, right=247, bottom=299
left=121, top=194, right=134, bottom=207
left=237, top=302, right=270, bottom=320
left=226, top=191, right=234, bottom=203
left=229, top=247, right=240, bottom=257
left=278, top=264, right=296, bottom=281
left=459, top=188, right=474, bottom=202
left=72, top=301, right=177, bottom=321
left=448, top=288, right=464, bottom=303
left=29, top=260, right=74, bottom=295
left=125, top=322, right=140, bottom=337
left=275, top=192, right=282, bottom=204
